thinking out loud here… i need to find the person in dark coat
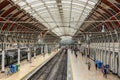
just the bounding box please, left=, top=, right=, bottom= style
left=95, top=63, right=97, bottom=70
left=88, top=62, right=91, bottom=70
left=103, top=67, right=107, bottom=78
left=74, top=47, right=78, bottom=58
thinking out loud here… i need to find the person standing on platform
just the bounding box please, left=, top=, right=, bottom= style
left=81, top=52, right=84, bottom=58
left=95, top=63, right=97, bottom=70
left=65, top=47, right=68, bottom=54
left=71, top=46, right=73, bottom=54
left=74, top=47, right=78, bottom=58
left=103, top=67, right=107, bottom=78
left=88, top=62, right=91, bottom=70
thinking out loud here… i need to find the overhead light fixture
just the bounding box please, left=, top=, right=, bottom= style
left=114, top=29, right=117, bottom=34
left=58, top=3, right=62, bottom=6
left=101, top=25, right=105, bottom=32
left=59, top=7, right=62, bottom=9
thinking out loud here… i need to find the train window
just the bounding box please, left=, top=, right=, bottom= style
left=108, top=9, right=116, bottom=15
left=114, top=3, right=120, bottom=9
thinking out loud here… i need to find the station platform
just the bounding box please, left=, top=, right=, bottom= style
left=0, top=50, right=59, bottom=80
left=68, top=49, right=120, bottom=80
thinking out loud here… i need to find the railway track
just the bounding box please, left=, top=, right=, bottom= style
left=28, top=49, right=67, bottom=80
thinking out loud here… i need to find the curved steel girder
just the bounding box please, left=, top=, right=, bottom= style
left=95, top=5, right=120, bottom=29
left=0, top=0, right=10, bottom=10
left=0, top=17, right=33, bottom=31
left=86, top=13, right=108, bottom=32
left=0, top=1, right=39, bottom=31
left=49, top=26, right=78, bottom=31
left=88, top=11, right=118, bottom=32
left=101, top=0, right=119, bottom=13
left=94, top=10, right=114, bottom=30
left=84, top=0, right=120, bottom=32
left=97, top=5, right=120, bottom=29
left=59, top=34, right=73, bottom=37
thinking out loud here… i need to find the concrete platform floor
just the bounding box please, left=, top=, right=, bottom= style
left=0, top=50, right=59, bottom=80
left=69, top=50, right=120, bottom=80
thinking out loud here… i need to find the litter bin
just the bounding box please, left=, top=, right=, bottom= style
left=12, top=65, right=17, bottom=73
left=95, top=60, right=103, bottom=69
left=16, top=64, right=20, bottom=71
left=9, top=65, right=13, bottom=73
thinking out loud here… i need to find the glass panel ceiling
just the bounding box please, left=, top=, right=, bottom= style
left=12, top=0, right=99, bottom=37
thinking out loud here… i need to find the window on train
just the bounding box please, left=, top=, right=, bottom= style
left=108, top=9, right=116, bottom=15
left=114, top=3, right=120, bottom=9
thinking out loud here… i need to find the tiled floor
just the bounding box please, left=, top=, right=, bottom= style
left=69, top=49, right=120, bottom=80
left=0, top=50, right=59, bottom=80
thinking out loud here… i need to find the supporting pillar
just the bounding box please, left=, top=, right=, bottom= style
left=45, top=44, right=48, bottom=53
left=18, top=48, right=20, bottom=65
left=34, top=47, right=36, bottom=58
left=27, top=47, right=31, bottom=63
left=1, top=50, right=5, bottom=73
left=118, top=51, right=120, bottom=76
left=17, top=43, right=20, bottom=65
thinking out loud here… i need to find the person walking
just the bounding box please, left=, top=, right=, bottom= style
left=74, top=49, right=77, bottom=58
left=88, top=62, right=91, bottom=70
left=74, top=46, right=78, bottom=58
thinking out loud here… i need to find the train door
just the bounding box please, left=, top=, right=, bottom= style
left=111, top=52, right=115, bottom=72
left=39, top=47, right=41, bottom=54
left=114, top=52, right=119, bottom=74
left=43, top=44, right=45, bottom=53
left=100, top=49, right=103, bottom=62
left=106, top=51, right=109, bottom=65
left=41, top=45, right=43, bottom=54
left=98, top=49, right=101, bottom=61
left=102, top=50, right=105, bottom=64
left=0, top=54, right=2, bottom=68
left=103, top=50, right=106, bottom=64
left=104, top=50, right=107, bottom=64
left=8, top=54, right=14, bottom=65
left=109, top=51, right=112, bottom=70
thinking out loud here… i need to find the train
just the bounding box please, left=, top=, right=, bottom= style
left=0, top=47, right=42, bottom=68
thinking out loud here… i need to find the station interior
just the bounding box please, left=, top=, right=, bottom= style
left=0, top=0, right=120, bottom=80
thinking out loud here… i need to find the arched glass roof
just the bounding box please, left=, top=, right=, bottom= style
left=12, top=0, right=99, bottom=37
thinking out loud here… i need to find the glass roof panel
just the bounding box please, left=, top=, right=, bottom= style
left=26, top=0, right=38, bottom=3
left=12, top=0, right=99, bottom=37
